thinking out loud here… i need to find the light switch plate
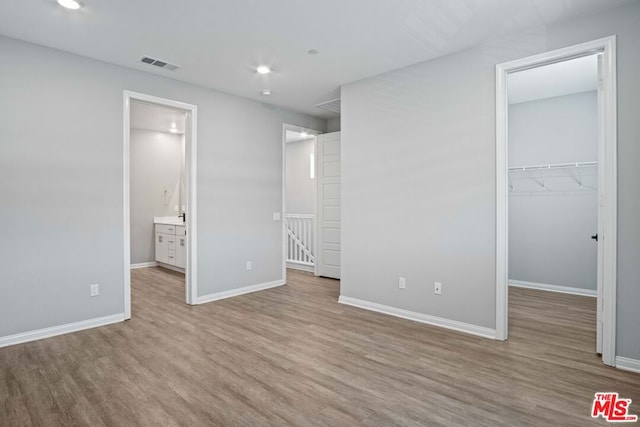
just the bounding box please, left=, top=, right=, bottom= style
left=273, top=212, right=281, bottom=221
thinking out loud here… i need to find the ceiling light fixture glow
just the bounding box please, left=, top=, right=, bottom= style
left=300, top=132, right=308, bottom=138
left=57, top=0, right=81, bottom=10
left=260, top=89, right=271, bottom=96
left=256, top=65, right=271, bottom=75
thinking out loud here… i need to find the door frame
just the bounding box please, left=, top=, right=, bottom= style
left=281, top=123, right=322, bottom=280
left=495, top=36, right=617, bottom=365
left=123, top=90, right=198, bottom=318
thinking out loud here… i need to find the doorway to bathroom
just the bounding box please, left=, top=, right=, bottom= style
left=123, top=91, right=198, bottom=319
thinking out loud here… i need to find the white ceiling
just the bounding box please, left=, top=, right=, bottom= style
left=0, top=0, right=633, bottom=118
left=508, top=54, right=598, bottom=104
left=130, top=101, right=186, bottom=134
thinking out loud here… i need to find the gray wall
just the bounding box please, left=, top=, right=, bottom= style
left=326, top=117, right=341, bottom=132
left=0, top=36, right=325, bottom=337
left=130, top=128, right=183, bottom=265
left=509, top=92, right=598, bottom=290
left=286, top=139, right=316, bottom=214
left=510, top=194, right=597, bottom=289
left=341, top=3, right=640, bottom=360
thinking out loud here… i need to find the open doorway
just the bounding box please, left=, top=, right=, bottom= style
left=496, top=37, right=617, bottom=366
left=123, top=91, right=198, bottom=318
left=282, top=124, right=320, bottom=278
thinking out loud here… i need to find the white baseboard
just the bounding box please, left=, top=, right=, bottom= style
left=197, top=279, right=285, bottom=305
left=157, top=262, right=185, bottom=273
left=509, top=280, right=597, bottom=297
left=130, top=261, right=158, bottom=269
left=0, top=313, right=125, bottom=349
left=616, top=356, right=640, bottom=374
left=338, top=296, right=496, bottom=339
left=286, top=261, right=315, bottom=273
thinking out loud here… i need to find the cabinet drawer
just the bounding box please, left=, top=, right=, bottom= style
left=175, top=225, right=186, bottom=236
left=167, top=249, right=176, bottom=265
left=156, top=224, right=176, bottom=235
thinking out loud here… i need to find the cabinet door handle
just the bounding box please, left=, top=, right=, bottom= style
left=158, top=235, right=163, bottom=243
left=180, top=239, right=184, bottom=247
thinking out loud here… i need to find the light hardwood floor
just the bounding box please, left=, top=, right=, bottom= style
left=1, top=267, right=638, bottom=426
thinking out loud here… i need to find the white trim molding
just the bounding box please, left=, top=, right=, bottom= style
left=123, top=90, right=198, bottom=319
left=0, top=314, right=125, bottom=349
left=509, top=281, right=597, bottom=297
left=157, top=263, right=185, bottom=274
left=495, top=36, right=617, bottom=366
left=130, top=261, right=159, bottom=270
left=338, top=296, right=496, bottom=339
left=616, top=357, right=640, bottom=374
left=197, top=280, right=286, bottom=305
left=286, top=261, right=315, bottom=273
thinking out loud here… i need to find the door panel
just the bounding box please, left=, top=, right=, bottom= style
left=155, top=232, right=169, bottom=264
left=316, top=132, right=341, bottom=279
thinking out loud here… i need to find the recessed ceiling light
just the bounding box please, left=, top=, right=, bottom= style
left=307, top=49, right=319, bottom=55
left=260, top=89, right=271, bottom=96
left=57, top=0, right=81, bottom=10
left=256, top=65, right=271, bottom=75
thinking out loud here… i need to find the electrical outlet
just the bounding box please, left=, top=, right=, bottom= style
left=90, top=284, right=99, bottom=297
left=434, top=282, right=442, bottom=295
left=246, top=261, right=253, bottom=271
left=398, top=277, right=406, bottom=289
left=273, top=212, right=281, bottom=221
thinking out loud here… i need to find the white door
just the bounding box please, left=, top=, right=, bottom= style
left=316, top=132, right=341, bottom=279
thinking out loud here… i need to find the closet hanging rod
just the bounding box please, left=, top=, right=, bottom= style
left=508, top=161, right=597, bottom=172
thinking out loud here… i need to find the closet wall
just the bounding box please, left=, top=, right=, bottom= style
left=508, top=91, right=598, bottom=291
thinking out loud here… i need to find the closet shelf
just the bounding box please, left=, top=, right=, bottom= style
left=508, top=161, right=597, bottom=172
left=508, top=161, right=597, bottom=192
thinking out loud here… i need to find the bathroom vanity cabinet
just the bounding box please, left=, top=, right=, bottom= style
left=155, top=222, right=186, bottom=270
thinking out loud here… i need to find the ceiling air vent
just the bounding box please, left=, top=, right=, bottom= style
left=140, top=56, right=180, bottom=71
left=314, top=98, right=341, bottom=114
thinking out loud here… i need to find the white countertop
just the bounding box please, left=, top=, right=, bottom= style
left=154, top=216, right=185, bottom=226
